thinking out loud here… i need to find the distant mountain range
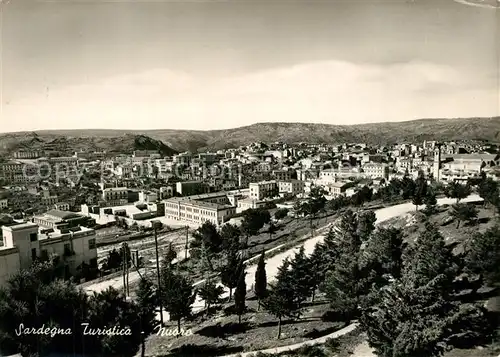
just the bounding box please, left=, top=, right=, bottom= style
left=1, top=117, right=499, bottom=155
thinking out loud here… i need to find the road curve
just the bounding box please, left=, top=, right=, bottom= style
left=213, top=194, right=482, bottom=357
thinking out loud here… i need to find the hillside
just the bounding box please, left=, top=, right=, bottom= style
left=1, top=117, right=499, bottom=154
left=0, top=133, right=178, bottom=157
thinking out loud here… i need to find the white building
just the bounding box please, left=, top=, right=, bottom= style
left=249, top=181, right=278, bottom=200
left=102, top=187, right=128, bottom=205
left=363, top=163, right=389, bottom=179
left=164, top=197, right=235, bottom=227
left=0, top=223, right=97, bottom=287
left=278, top=180, right=304, bottom=197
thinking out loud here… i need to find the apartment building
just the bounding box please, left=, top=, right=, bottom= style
left=278, top=180, right=304, bottom=197
left=102, top=187, right=129, bottom=206
left=249, top=181, right=278, bottom=200
left=164, top=197, right=236, bottom=227
left=363, top=163, right=390, bottom=179
left=0, top=222, right=97, bottom=287
left=272, top=170, right=292, bottom=181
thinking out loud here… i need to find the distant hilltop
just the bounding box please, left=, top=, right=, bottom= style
left=1, top=117, right=499, bottom=154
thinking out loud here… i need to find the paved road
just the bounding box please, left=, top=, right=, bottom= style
left=212, top=195, right=482, bottom=356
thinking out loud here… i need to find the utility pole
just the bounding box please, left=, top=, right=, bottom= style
left=126, top=242, right=130, bottom=296
left=122, top=243, right=127, bottom=296
left=153, top=220, right=163, bottom=326
left=185, top=225, right=189, bottom=260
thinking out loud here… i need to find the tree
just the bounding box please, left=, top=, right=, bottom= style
left=86, top=288, right=143, bottom=356
left=0, top=262, right=87, bottom=357
left=412, top=173, right=428, bottom=211
left=136, top=278, right=158, bottom=335
left=220, top=223, right=241, bottom=253
left=321, top=210, right=370, bottom=320
left=423, top=189, right=438, bottom=216
left=299, top=186, right=327, bottom=233
left=198, top=278, right=224, bottom=314
left=289, top=246, right=315, bottom=307
left=478, top=177, right=499, bottom=207
left=268, top=221, right=278, bottom=240
left=220, top=251, right=244, bottom=301
left=357, top=210, right=377, bottom=242
left=450, top=203, right=478, bottom=229
left=262, top=260, right=302, bottom=339
left=362, top=227, right=406, bottom=282
left=163, top=242, right=177, bottom=266
left=274, top=208, right=289, bottom=220
left=234, top=269, right=247, bottom=324
left=361, top=224, right=492, bottom=357
left=401, top=176, right=416, bottom=200
left=308, top=242, right=330, bottom=302
left=254, top=251, right=267, bottom=310
left=160, top=266, right=196, bottom=334
left=241, top=208, right=271, bottom=247
left=191, top=221, right=222, bottom=271
left=465, top=225, right=500, bottom=285
left=444, top=181, right=471, bottom=203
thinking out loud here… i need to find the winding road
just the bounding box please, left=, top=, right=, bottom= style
left=214, top=195, right=482, bottom=357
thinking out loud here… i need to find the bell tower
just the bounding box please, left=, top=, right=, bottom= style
left=433, top=145, right=441, bottom=182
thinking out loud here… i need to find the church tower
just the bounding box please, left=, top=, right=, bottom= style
left=433, top=145, right=441, bottom=182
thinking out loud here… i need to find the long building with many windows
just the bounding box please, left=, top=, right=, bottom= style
left=164, top=197, right=236, bottom=227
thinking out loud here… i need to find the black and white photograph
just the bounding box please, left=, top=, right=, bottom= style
left=0, top=0, right=499, bottom=356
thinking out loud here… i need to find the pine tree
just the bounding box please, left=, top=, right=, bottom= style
left=321, top=210, right=368, bottom=320
left=423, top=189, right=438, bottom=216
left=135, top=278, right=158, bottom=334
left=444, top=181, right=471, bottom=203
left=412, top=173, right=428, bottom=211
left=254, top=251, right=267, bottom=310
left=262, top=259, right=301, bottom=339
left=160, top=266, right=196, bottom=334
left=198, top=278, right=224, bottom=315
left=361, top=224, right=492, bottom=357
left=234, top=268, right=247, bottom=324
left=289, top=246, right=315, bottom=306
left=465, top=225, right=500, bottom=284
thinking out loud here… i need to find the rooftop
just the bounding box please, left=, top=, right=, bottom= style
left=2, top=222, right=38, bottom=231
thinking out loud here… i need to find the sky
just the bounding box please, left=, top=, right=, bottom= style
left=0, top=0, right=498, bottom=132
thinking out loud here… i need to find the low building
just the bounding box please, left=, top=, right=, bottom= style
left=0, top=222, right=97, bottom=287
left=33, top=210, right=95, bottom=230
left=323, top=181, right=350, bottom=197
left=236, top=198, right=268, bottom=213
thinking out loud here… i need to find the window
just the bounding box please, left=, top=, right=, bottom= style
left=88, top=238, right=96, bottom=250
left=31, top=248, right=37, bottom=261
left=30, top=233, right=37, bottom=242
